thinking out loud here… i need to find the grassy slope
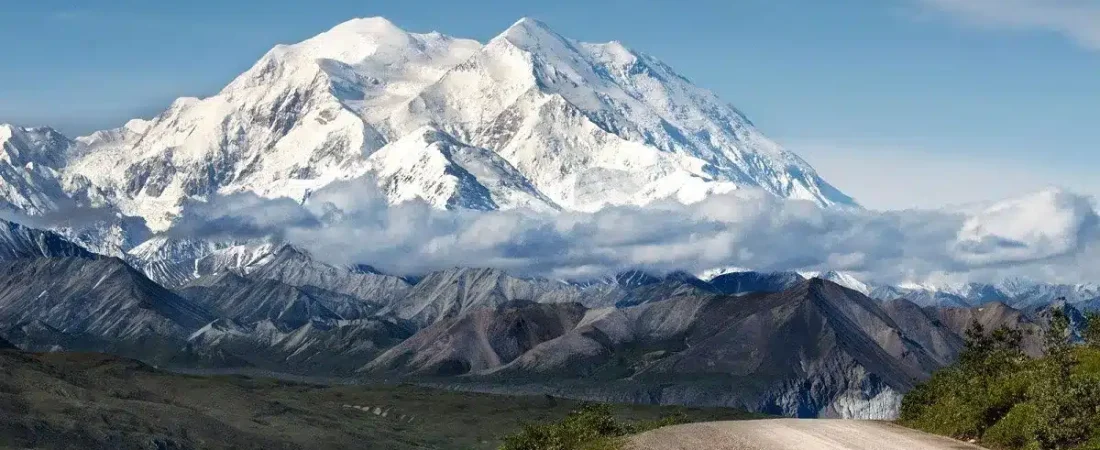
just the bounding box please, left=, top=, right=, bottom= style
left=0, top=350, right=758, bottom=450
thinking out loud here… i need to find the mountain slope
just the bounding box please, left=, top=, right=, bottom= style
left=364, top=300, right=587, bottom=376
left=380, top=267, right=604, bottom=325
left=126, top=237, right=278, bottom=287
left=932, top=301, right=1045, bottom=356
left=880, top=299, right=965, bottom=366
left=0, top=257, right=212, bottom=342
left=366, top=127, right=558, bottom=210
left=0, top=218, right=97, bottom=260
left=125, top=239, right=413, bottom=308
left=386, top=18, right=854, bottom=212
left=369, top=279, right=938, bottom=419
left=0, top=125, right=95, bottom=216
left=0, top=126, right=149, bottom=256
left=708, top=271, right=805, bottom=295
left=178, top=272, right=351, bottom=328
left=37, top=16, right=853, bottom=232
left=245, top=245, right=412, bottom=306
left=183, top=316, right=415, bottom=374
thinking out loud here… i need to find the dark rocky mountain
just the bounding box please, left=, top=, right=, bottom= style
left=708, top=271, right=805, bottom=295
left=611, top=270, right=665, bottom=289
left=880, top=299, right=965, bottom=366
left=367, top=279, right=946, bottom=418
left=365, top=301, right=587, bottom=376
left=379, top=268, right=723, bottom=327
left=612, top=272, right=716, bottom=308
left=0, top=334, right=14, bottom=350
left=246, top=245, right=412, bottom=307
left=1023, top=299, right=1087, bottom=340
left=0, top=218, right=97, bottom=260
left=185, top=316, right=416, bottom=374
left=379, top=268, right=597, bottom=326
left=932, top=301, right=1046, bottom=356
left=0, top=224, right=1079, bottom=419
left=0, top=257, right=215, bottom=364
left=178, top=271, right=379, bottom=329
left=0, top=258, right=212, bottom=340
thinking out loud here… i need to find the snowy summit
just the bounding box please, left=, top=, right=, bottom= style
left=0, top=17, right=855, bottom=232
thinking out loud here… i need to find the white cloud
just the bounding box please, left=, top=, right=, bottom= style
left=171, top=176, right=1100, bottom=286
left=916, top=0, right=1100, bottom=49
left=793, top=141, right=1100, bottom=211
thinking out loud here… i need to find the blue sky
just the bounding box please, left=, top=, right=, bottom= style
left=2, top=0, right=1097, bottom=209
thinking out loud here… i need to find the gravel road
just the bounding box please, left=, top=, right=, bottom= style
left=628, top=419, right=987, bottom=450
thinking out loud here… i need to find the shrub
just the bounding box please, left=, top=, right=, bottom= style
left=1032, top=373, right=1100, bottom=450
left=498, top=403, right=687, bottom=450
left=982, top=403, right=1041, bottom=450
left=901, top=318, right=1100, bottom=450
left=1085, top=312, right=1100, bottom=349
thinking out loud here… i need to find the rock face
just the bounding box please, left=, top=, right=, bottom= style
left=932, top=301, right=1046, bottom=356
left=380, top=268, right=594, bottom=325
left=183, top=316, right=416, bottom=374
left=0, top=218, right=98, bottom=260
left=0, top=125, right=94, bottom=216
left=708, top=271, right=805, bottom=295
left=365, top=300, right=587, bottom=375
left=366, top=279, right=950, bottom=419
left=0, top=257, right=215, bottom=363
left=180, top=272, right=353, bottom=328
left=880, top=299, right=965, bottom=366
left=244, top=245, right=412, bottom=306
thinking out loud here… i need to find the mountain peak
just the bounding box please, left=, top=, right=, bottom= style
left=327, top=16, right=407, bottom=37
left=36, top=15, right=856, bottom=238
left=508, top=17, right=552, bottom=30
left=496, top=16, right=567, bottom=47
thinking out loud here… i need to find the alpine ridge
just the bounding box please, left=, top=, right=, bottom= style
left=0, top=16, right=854, bottom=235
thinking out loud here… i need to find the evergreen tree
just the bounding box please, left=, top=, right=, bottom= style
left=1084, top=311, right=1100, bottom=349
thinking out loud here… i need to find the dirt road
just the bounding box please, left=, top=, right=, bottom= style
left=628, top=419, right=986, bottom=450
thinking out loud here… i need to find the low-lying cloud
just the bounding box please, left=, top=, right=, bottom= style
left=171, top=176, right=1100, bottom=285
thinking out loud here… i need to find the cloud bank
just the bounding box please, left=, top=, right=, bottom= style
left=171, top=176, right=1100, bottom=285
left=917, top=0, right=1100, bottom=50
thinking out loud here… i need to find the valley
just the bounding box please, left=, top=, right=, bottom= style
left=0, top=348, right=754, bottom=449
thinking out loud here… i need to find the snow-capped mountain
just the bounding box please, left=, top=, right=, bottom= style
left=0, top=124, right=129, bottom=215
left=0, top=16, right=854, bottom=234
left=699, top=267, right=1100, bottom=310
left=799, top=271, right=872, bottom=296
left=0, top=124, right=152, bottom=256
left=874, top=278, right=1100, bottom=309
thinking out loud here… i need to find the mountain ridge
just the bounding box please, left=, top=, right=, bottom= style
left=0, top=16, right=855, bottom=235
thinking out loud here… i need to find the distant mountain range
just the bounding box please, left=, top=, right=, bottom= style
left=0, top=216, right=1081, bottom=420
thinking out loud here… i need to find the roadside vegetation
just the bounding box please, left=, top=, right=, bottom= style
left=901, top=307, right=1100, bottom=450
left=498, top=403, right=691, bottom=450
